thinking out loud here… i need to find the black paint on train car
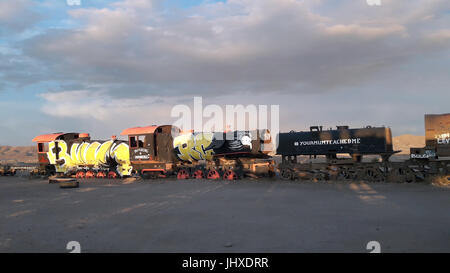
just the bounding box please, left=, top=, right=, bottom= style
left=276, top=126, right=395, bottom=158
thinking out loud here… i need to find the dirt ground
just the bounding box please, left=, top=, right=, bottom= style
left=0, top=176, right=449, bottom=253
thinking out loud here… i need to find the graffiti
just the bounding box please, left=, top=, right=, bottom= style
left=173, top=131, right=256, bottom=161
left=173, top=133, right=214, bottom=162
left=294, top=138, right=361, bottom=146
left=110, top=142, right=132, bottom=176
left=410, top=150, right=436, bottom=159
left=47, top=140, right=132, bottom=176
left=436, top=133, right=450, bottom=145
left=134, top=148, right=150, bottom=160
left=227, top=132, right=253, bottom=151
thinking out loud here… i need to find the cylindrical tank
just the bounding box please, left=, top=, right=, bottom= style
left=172, top=129, right=272, bottom=162
left=47, top=139, right=132, bottom=176
left=276, top=126, right=394, bottom=156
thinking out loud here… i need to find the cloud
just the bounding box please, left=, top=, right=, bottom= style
left=19, top=0, right=450, bottom=97
left=426, top=29, right=450, bottom=45
left=39, top=89, right=183, bottom=124
left=0, top=0, right=40, bottom=35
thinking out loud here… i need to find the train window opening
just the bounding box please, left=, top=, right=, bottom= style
left=137, top=136, right=144, bottom=147
left=38, top=143, right=49, bottom=153
left=55, top=142, right=59, bottom=159
left=130, top=136, right=137, bottom=148
left=130, top=135, right=144, bottom=148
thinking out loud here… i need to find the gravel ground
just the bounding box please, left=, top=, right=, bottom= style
left=0, top=176, right=449, bottom=253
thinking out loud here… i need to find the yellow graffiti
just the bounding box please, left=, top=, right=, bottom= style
left=47, top=141, right=73, bottom=173
left=110, top=142, right=132, bottom=176
left=46, top=140, right=131, bottom=176
left=70, top=143, right=80, bottom=164
left=47, top=142, right=57, bottom=165
left=96, top=140, right=113, bottom=165
left=173, top=133, right=214, bottom=162
left=77, top=142, right=89, bottom=165
left=85, top=142, right=101, bottom=165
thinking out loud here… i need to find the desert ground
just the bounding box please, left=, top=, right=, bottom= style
left=0, top=175, right=448, bottom=253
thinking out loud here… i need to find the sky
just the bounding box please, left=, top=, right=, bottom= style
left=0, top=0, right=449, bottom=145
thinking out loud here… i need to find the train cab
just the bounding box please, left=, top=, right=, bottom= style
left=32, top=132, right=85, bottom=174
left=120, top=125, right=180, bottom=177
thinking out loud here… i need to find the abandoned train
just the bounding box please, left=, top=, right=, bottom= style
left=277, top=113, right=450, bottom=182
left=32, top=126, right=274, bottom=180
left=30, top=113, right=450, bottom=182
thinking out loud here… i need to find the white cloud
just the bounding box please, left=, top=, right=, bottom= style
left=21, top=0, right=449, bottom=95
left=39, top=90, right=182, bottom=125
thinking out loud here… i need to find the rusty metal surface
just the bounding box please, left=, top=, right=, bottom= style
left=32, top=133, right=65, bottom=143
left=425, top=113, right=450, bottom=157
left=120, top=125, right=175, bottom=136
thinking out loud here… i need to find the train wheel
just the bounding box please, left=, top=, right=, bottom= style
left=177, top=169, right=190, bottom=180
left=281, top=169, right=294, bottom=180
left=207, top=169, right=221, bottom=180
left=223, top=170, right=237, bottom=181
left=193, top=170, right=205, bottom=179
left=108, top=171, right=118, bottom=179
left=364, top=167, right=385, bottom=182
left=96, top=171, right=107, bottom=179
left=392, top=167, right=415, bottom=183
left=312, top=172, right=326, bottom=182
left=337, top=167, right=353, bottom=181
left=404, top=170, right=416, bottom=183
left=85, top=170, right=96, bottom=179
left=75, top=171, right=85, bottom=179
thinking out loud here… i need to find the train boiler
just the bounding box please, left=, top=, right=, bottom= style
left=32, top=132, right=132, bottom=178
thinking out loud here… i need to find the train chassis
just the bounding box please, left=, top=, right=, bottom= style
left=138, top=157, right=275, bottom=181
left=42, top=157, right=276, bottom=181
left=279, top=156, right=450, bottom=183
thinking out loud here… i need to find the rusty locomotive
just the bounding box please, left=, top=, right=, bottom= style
left=121, top=125, right=274, bottom=179
left=31, top=113, right=449, bottom=182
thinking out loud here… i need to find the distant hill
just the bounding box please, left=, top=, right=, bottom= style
left=0, top=146, right=37, bottom=163
left=392, top=134, right=425, bottom=154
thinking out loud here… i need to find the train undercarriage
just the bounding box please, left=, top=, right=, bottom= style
left=279, top=157, right=450, bottom=183
left=137, top=157, right=275, bottom=181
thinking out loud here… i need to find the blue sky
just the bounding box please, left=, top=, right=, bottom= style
left=0, top=0, right=449, bottom=145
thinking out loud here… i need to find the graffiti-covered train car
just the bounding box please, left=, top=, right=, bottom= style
left=32, top=133, right=131, bottom=178
left=120, top=125, right=274, bottom=179
left=32, top=125, right=274, bottom=179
